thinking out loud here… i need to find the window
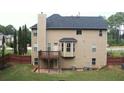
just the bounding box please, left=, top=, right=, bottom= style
left=34, top=47, right=37, bottom=52
left=54, top=43, right=58, bottom=45
left=99, top=30, right=102, bottom=36
left=34, top=58, right=38, bottom=65
left=73, top=43, right=75, bottom=52
left=92, top=47, right=96, bottom=52
left=60, top=42, right=76, bottom=57
left=92, top=44, right=96, bottom=52
left=33, top=31, right=37, bottom=36
left=48, top=43, right=51, bottom=51
left=34, top=58, right=38, bottom=61
left=62, top=43, right=64, bottom=52
left=92, top=58, right=96, bottom=65
left=33, top=44, right=37, bottom=52
left=76, top=29, right=82, bottom=35
left=66, top=43, right=71, bottom=52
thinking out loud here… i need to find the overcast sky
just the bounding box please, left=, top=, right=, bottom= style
left=0, top=0, right=124, bottom=29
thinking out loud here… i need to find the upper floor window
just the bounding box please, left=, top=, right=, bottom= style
left=99, top=30, right=102, bottom=36
left=54, top=43, right=58, bottom=45
left=33, top=31, right=37, bottom=37
left=66, top=43, right=71, bottom=52
left=76, top=29, right=82, bottom=35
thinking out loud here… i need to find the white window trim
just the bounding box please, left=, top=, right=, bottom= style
left=92, top=44, right=96, bottom=52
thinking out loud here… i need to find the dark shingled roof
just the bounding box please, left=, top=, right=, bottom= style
left=31, top=14, right=107, bottom=30
left=59, top=38, right=77, bottom=42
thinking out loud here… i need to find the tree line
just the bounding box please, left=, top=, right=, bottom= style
left=0, top=24, right=31, bottom=55
left=0, top=25, right=15, bottom=35
left=14, top=25, right=31, bottom=55
left=0, top=24, right=31, bottom=69
left=107, top=12, right=124, bottom=46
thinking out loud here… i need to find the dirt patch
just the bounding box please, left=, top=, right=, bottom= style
left=34, top=68, right=61, bottom=74
left=108, top=65, right=113, bottom=69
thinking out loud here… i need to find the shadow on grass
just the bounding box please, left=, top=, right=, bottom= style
left=0, top=63, right=13, bottom=70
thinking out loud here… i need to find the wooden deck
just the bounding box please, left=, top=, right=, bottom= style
left=38, top=51, right=61, bottom=73
left=39, top=51, right=60, bottom=60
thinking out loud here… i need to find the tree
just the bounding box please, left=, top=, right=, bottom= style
left=2, top=36, right=5, bottom=57
left=107, top=12, right=124, bottom=45
left=0, top=25, right=6, bottom=34
left=18, top=25, right=30, bottom=55
left=18, top=27, right=22, bottom=55
left=5, top=25, right=15, bottom=35
left=1, top=36, right=5, bottom=67
left=24, top=25, right=28, bottom=54
left=21, top=25, right=25, bottom=55
left=13, top=28, right=17, bottom=54
left=26, top=28, right=31, bottom=46
left=0, top=24, right=15, bottom=35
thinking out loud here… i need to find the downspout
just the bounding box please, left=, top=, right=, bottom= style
left=46, top=29, right=48, bottom=51
left=37, top=27, right=38, bottom=57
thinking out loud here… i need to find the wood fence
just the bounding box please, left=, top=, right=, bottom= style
left=0, top=55, right=124, bottom=65
left=0, top=55, right=31, bottom=64
left=107, top=57, right=124, bottom=65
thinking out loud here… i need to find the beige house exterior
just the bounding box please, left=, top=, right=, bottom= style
left=31, top=13, right=107, bottom=70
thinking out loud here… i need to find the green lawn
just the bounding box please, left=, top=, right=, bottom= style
left=0, top=64, right=124, bottom=81
left=2, top=49, right=31, bottom=56
left=108, top=50, right=124, bottom=57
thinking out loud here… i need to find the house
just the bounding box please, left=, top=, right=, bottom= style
left=0, top=33, right=14, bottom=50
left=0, top=33, right=13, bottom=47
left=5, top=35, right=14, bottom=44
left=31, top=13, right=107, bottom=70
left=0, top=33, right=4, bottom=48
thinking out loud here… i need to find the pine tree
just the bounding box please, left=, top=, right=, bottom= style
left=18, top=27, right=22, bottom=55
left=24, top=25, right=28, bottom=54
left=13, top=29, right=17, bottom=54
left=2, top=36, right=5, bottom=66
left=22, top=26, right=25, bottom=55
left=18, top=25, right=28, bottom=55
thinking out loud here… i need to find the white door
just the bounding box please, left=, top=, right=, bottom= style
left=53, top=43, right=58, bottom=51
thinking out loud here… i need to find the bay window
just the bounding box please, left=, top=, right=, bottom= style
left=59, top=38, right=77, bottom=58
left=66, top=43, right=71, bottom=52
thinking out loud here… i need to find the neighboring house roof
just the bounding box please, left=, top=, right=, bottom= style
left=31, top=14, right=108, bottom=30
left=59, top=38, right=77, bottom=42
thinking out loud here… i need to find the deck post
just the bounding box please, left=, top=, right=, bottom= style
left=48, top=51, right=50, bottom=73
left=38, top=51, right=60, bottom=73
left=58, top=51, right=61, bottom=73
left=38, top=50, right=42, bottom=73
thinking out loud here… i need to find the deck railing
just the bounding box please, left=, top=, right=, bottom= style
left=39, top=51, right=60, bottom=60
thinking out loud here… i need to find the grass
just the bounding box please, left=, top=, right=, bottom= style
left=0, top=64, right=124, bottom=81
left=108, top=50, right=124, bottom=57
